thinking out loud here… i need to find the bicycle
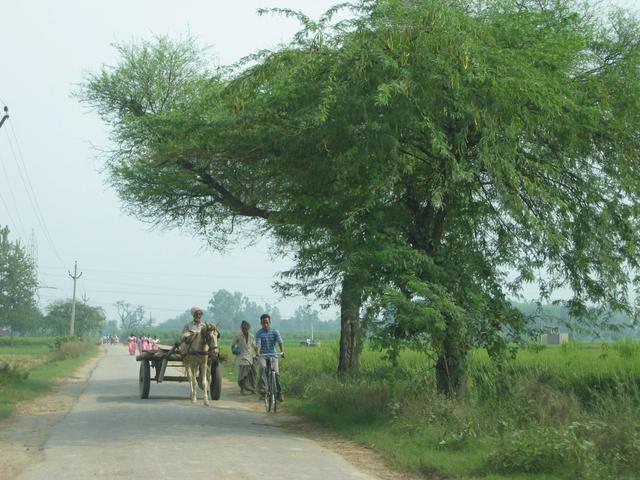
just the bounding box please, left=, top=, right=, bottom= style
left=260, top=352, right=284, bottom=413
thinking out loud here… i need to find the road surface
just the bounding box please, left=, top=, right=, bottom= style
left=12, top=346, right=377, bottom=480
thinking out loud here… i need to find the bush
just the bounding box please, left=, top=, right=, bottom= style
left=488, top=424, right=601, bottom=477
left=0, top=361, right=29, bottom=383
left=50, top=336, right=91, bottom=360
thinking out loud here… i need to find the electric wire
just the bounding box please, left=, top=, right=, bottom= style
left=38, top=264, right=276, bottom=280
left=3, top=123, right=66, bottom=268
left=0, top=149, right=27, bottom=237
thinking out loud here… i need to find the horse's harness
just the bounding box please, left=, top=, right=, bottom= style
left=182, top=325, right=219, bottom=362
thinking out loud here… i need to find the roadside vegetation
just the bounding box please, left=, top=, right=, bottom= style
left=280, top=340, right=640, bottom=480
left=0, top=337, right=98, bottom=420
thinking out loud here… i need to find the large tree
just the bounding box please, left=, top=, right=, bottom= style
left=80, top=0, right=640, bottom=394
left=275, top=0, right=640, bottom=392
left=77, top=35, right=368, bottom=372
left=0, top=226, right=38, bottom=342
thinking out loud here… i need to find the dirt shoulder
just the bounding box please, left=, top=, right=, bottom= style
left=221, top=373, right=425, bottom=480
left=0, top=348, right=105, bottom=480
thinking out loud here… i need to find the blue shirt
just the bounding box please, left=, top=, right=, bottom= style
left=255, top=328, right=283, bottom=357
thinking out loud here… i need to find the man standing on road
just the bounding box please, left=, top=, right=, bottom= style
left=256, top=313, right=285, bottom=402
left=232, top=320, right=258, bottom=395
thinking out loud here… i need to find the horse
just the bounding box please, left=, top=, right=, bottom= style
left=178, top=322, right=219, bottom=406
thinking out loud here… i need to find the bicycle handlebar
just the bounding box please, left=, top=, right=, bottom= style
left=258, top=352, right=285, bottom=358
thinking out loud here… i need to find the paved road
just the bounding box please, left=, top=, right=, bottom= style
left=15, top=346, right=374, bottom=480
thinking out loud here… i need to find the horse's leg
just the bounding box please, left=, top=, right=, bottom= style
left=202, top=361, right=210, bottom=406
left=189, top=365, right=197, bottom=403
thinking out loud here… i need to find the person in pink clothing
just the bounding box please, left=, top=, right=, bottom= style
left=128, top=335, right=137, bottom=356
left=141, top=335, right=150, bottom=351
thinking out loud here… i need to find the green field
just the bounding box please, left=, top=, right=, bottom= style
left=0, top=337, right=99, bottom=420
left=273, top=339, right=640, bottom=480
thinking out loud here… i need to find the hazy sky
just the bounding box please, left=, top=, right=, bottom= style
left=1, top=0, right=345, bottom=324
left=1, top=0, right=638, bottom=326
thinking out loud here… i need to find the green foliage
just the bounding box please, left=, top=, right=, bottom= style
left=0, top=226, right=38, bottom=339
left=79, top=0, right=640, bottom=392
left=44, top=301, right=106, bottom=337
left=0, top=361, right=29, bottom=383
left=283, top=344, right=640, bottom=478
left=50, top=336, right=92, bottom=360
left=612, top=338, right=640, bottom=359
left=0, top=344, right=98, bottom=421
left=488, top=424, right=602, bottom=477
left=158, top=289, right=282, bottom=333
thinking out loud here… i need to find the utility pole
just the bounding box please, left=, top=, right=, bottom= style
left=0, top=106, right=8, bottom=129
left=68, top=261, right=83, bottom=335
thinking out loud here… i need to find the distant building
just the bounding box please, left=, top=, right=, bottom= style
left=546, top=327, right=569, bottom=344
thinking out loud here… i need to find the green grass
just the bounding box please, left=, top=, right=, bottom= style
left=0, top=339, right=99, bottom=420
left=279, top=341, right=640, bottom=480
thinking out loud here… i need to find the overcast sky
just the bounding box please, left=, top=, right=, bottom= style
left=1, top=0, right=638, bottom=326
left=1, top=0, right=347, bottom=325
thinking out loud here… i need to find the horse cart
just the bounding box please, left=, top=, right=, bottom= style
left=135, top=345, right=223, bottom=401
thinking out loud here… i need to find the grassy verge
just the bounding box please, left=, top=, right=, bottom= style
left=280, top=340, right=640, bottom=480
left=0, top=338, right=99, bottom=421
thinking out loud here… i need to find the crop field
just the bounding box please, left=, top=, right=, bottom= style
left=277, top=339, right=640, bottom=480
left=0, top=337, right=97, bottom=420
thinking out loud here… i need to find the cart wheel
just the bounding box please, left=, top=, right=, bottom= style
left=139, top=360, right=150, bottom=399
left=210, top=362, right=222, bottom=400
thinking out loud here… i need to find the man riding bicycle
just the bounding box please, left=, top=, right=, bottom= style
left=255, top=313, right=285, bottom=402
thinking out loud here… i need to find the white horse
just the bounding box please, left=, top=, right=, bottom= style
left=179, top=323, right=219, bottom=405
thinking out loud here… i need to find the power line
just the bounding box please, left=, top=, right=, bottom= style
left=0, top=188, right=22, bottom=236
left=37, top=269, right=280, bottom=290
left=38, top=265, right=277, bottom=279
left=3, top=122, right=66, bottom=267
left=0, top=136, right=28, bottom=238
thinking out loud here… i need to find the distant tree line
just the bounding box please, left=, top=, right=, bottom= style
left=0, top=226, right=107, bottom=341
left=157, top=289, right=339, bottom=333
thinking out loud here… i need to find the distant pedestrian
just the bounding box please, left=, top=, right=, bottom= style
left=231, top=321, right=257, bottom=394
left=128, top=334, right=137, bottom=355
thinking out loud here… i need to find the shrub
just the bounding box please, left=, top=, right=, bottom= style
left=50, top=337, right=91, bottom=360
left=488, top=424, right=601, bottom=478
left=0, top=361, right=29, bottom=383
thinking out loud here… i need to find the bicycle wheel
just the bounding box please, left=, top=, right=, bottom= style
left=271, top=370, right=278, bottom=413
left=264, top=370, right=272, bottom=412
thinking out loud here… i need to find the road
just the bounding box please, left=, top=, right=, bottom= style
left=13, top=346, right=376, bottom=480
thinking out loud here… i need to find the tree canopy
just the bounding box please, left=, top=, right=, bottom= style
left=80, top=0, right=640, bottom=394
left=44, top=300, right=106, bottom=337
left=0, top=226, right=38, bottom=341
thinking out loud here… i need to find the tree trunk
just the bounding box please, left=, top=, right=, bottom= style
left=337, top=274, right=363, bottom=374
left=435, top=318, right=467, bottom=397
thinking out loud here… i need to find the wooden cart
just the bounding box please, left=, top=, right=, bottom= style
left=135, top=346, right=222, bottom=400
